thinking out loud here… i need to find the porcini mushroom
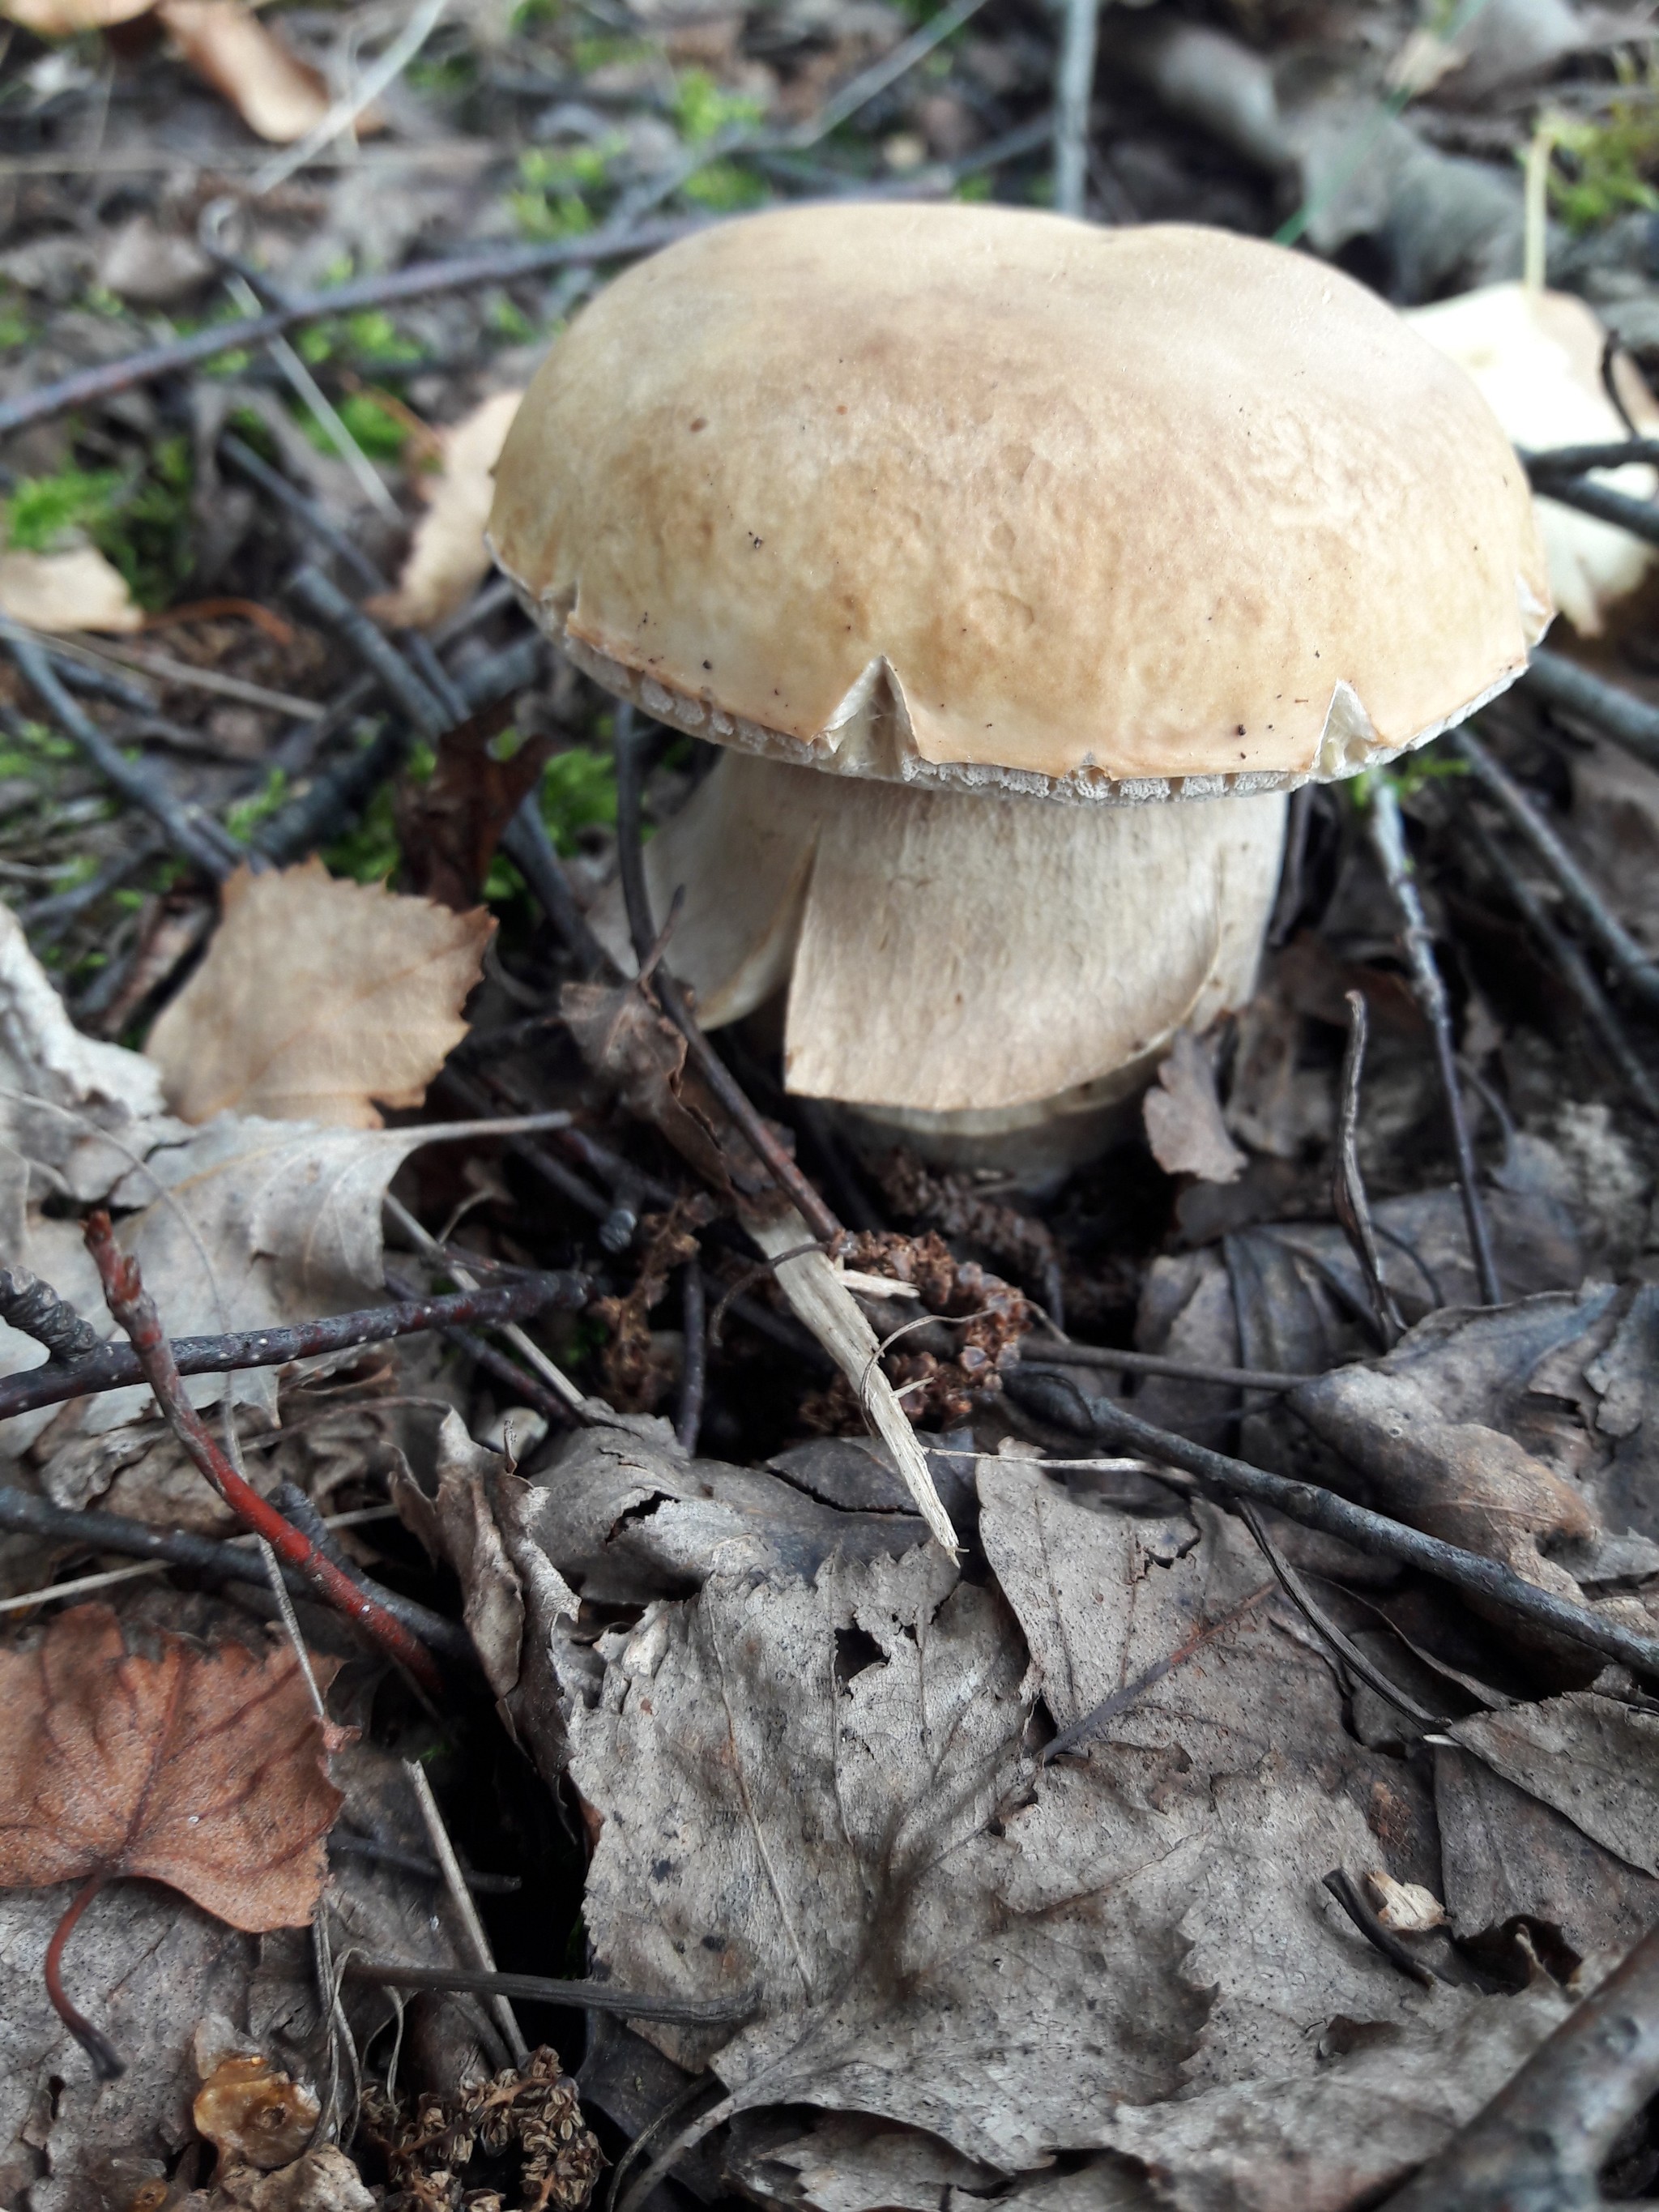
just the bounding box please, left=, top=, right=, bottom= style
left=489, top=204, right=1550, bottom=1178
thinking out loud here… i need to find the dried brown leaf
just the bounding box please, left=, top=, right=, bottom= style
left=394, top=696, right=551, bottom=912
left=0, top=1604, right=342, bottom=1930
left=145, top=860, right=493, bottom=1129
left=369, top=390, right=524, bottom=630
left=156, top=0, right=331, bottom=143
left=0, top=547, right=143, bottom=634
left=1142, top=1029, right=1246, bottom=1184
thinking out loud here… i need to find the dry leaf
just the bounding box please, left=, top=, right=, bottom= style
left=0, top=0, right=148, bottom=35
left=145, top=860, right=494, bottom=1128
left=156, top=0, right=331, bottom=143
left=1142, top=1028, right=1246, bottom=1183
left=194, top=2054, right=320, bottom=2171
left=1405, top=283, right=1659, bottom=636
left=0, top=1603, right=342, bottom=1930
left=0, top=547, right=143, bottom=634
left=370, top=390, right=525, bottom=630
left=394, top=695, right=552, bottom=912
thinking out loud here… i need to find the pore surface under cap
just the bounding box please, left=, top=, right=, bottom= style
left=490, top=205, right=1550, bottom=799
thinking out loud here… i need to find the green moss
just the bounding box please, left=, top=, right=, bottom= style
left=3, top=440, right=195, bottom=609
left=672, top=68, right=764, bottom=145
left=539, top=745, right=616, bottom=856
left=224, top=768, right=292, bottom=843
left=681, top=159, right=766, bottom=211
left=1545, top=96, right=1659, bottom=232
left=298, top=392, right=410, bottom=462
left=4, top=468, right=122, bottom=554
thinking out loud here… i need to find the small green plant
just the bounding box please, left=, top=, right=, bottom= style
left=0, top=294, right=31, bottom=352
left=681, top=159, right=766, bottom=211
left=672, top=68, right=764, bottom=146
left=3, top=468, right=122, bottom=554
left=506, top=141, right=621, bottom=240
left=224, top=768, right=292, bottom=843
left=323, top=739, right=436, bottom=882
left=299, top=392, right=409, bottom=463
left=539, top=745, right=616, bottom=855
left=1539, top=67, right=1659, bottom=233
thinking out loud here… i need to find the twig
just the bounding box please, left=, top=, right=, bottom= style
left=1452, top=726, right=1659, bottom=1013
left=1332, top=991, right=1407, bottom=1347
left=45, top=1873, right=124, bottom=2081
left=676, top=1261, right=706, bottom=1456
left=83, top=1215, right=443, bottom=1690
left=1518, top=466, right=1659, bottom=548
left=285, top=566, right=450, bottom=739
left=1367, top=775, right=1502, bottom=1304
left=1523, top=438, right=1659, bottom=474
left=1461, top=811, right=1659, bottom=1119
left=220, top=433, right=382, bottom=595
left=1004, top=1369, right=1659, bottom=1682
left=1385, top=1920, right=1659, bottom=2210
left=5, top=621, right=325, bottom=721
left=1016, top=1346, right=1312, bottom=1391
left=1041, top=1581, right=1275, bottom=1763
left=4, top=631, right=240, bottom=883
left=0, top=216, right=709, bottom=441
left=1053, top=0, right=1100, bottom=216
left=1321, top=1868, right=1439, bottom=1990
left=382, top=1197, right=588, bottom=1413
left=501, top=796, right=612, bottom=976
left=1236, top=1499, right=1446, bottom=1728
left=1523, top=647, right=1659, bottom=777
left=612, top=707, right=841, bottom=1245
left=403, top=1759, right=527, bottom=2065
left=249, top=0, right=448, bottom=197
left=0, top=1275, right=585, bottom=1425
left=345, top=1957, right=759, bottom=2026
left=0, top=1266, right=102, bottom=1365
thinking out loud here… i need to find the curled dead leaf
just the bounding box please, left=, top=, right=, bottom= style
left=145, top=860, right=494, bottom=1128
left=155, top=0, right=332, bottom=143
left=0, top=546, right=143, bottom=634
left=369, top=390, right=525, bottom=630
left=194, top=2053, right=321, bottom=2172
left=1142, top=1028, right=1246, bottom=1184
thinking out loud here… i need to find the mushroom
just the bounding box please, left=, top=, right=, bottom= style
left=489, top=204, right=1550, bottom=1180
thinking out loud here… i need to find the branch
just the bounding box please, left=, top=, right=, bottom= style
left=1004, top=1369, right=1659, bottom=1683
left=83, top=1216, right=443, bottom=1689
left=0, top=1273, right=586, bottom=1424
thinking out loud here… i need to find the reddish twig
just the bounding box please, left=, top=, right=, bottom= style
left=0, top=1271, right=585, bottom=1425
left=45, top=1872, right=124, bottom=2080
left=83, top=1215, right=442, bottom=1691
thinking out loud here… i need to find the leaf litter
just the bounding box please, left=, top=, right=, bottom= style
left=17, top=0, right=1659, bottom=2197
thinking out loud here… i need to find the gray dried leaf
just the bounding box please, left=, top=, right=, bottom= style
left=1448, top=1690, right=1659, bottom=1877
left=1143, top=1031, right=1246, bottom=1185
left=390, top=1406, right=539, bottom=1701
left=552, top=1463, right=1461, bottom=2173
left=1432, top=1741, right=1659, bottom=1959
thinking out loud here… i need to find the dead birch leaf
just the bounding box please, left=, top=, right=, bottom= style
left=145, top=861, right=493, bottom=1129
left=1143, top=1029, right=1246, bottom=1184
left=0, top=1603, right=342, bottom=1928
left=0, top=0, right=147, bottom=33
left=156, top=0, right=331, bottom=143
left=0, top=547, right=143, bottom=634
left=370, top=391, right=524, bottom=630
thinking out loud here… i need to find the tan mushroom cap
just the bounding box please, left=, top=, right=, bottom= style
left=489, top=203, right=1550, bottom=801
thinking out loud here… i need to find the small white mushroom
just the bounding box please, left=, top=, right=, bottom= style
left=490, top=204, right=1550, bottom=1173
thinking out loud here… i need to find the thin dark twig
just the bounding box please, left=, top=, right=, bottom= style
left=1004, top=1369, right=1659, bottom=1682
left=44, top=1872, right=124, bottom=2080
left=1321, top=1868, right=1439, bottom=1990
left=0, top=1267, right=103, bottom=1365
left=439, top=1067, right=614, bottom=1220
left=285, top=566, right=450, bottom=740
left=1523, top=438, right=1659, bottom=473
left=1518, top=465, right=1659, bottom=547
left=1235, top=1499, right=1446, bottom=1727
left=501, top=796, right=613, bottom=975
left=0, top=1485, right=475, bottom=1660
left=344, top=1958, right=758, bottom=2026
left=0, top=215, right=710, bottom=441
left=1041, top=1581, right=1276, bottom=1763
left=0, top=1274, right=585, bottom=1424
left=1367, top=775, right=1501, bottom=1305
left=1016, top=1344, right=1313, bottom=1392
left=612, top=707, right=841, bottom=1244
left=1386, top=1919, right=1659, bottom=2210
left=1461, top=812, right=1659, bottom=1119
left=1525, top=646, right=1659, bottom=775
left=1453, top=725, right=1659, bottom=1013
left=4, top=631, right=240, bottom=882
left=83, top=1216, right=442, bottom=1690
left=220, top=433, right=383, bottom=594
left=1332, top=991, right=1406, bottom=1346
left=676, top=1260, right=706, bottom=1456
left=382, top=1271, right=581, bottom=1428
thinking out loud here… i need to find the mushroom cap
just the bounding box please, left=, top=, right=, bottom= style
left=489, top=203, right=1550, bottom=802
